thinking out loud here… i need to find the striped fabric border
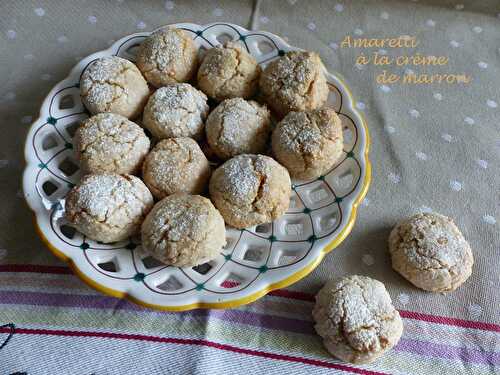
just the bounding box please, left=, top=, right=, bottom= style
left=0, top=264, right=498, bottom=374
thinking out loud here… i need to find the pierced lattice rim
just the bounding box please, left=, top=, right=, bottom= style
left=23, top=22, right=371, bottom=311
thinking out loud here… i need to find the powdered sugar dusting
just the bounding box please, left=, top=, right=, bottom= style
left=80, top=56, right=144, bottom=114
left=207, top=98, right=271, bottom=158
left=141, top=194, right=225, bottom=266
left=313, top=275, right=402, bottom=361
left=223, top=155, right=260, bottom=202
left=388, top=212, right=473, bottom=292
left=76, top=113, right=150, bottom=174
left=141, top=28, right=185, bottom=71
left=279, top=111, right=323, bottom=154
left=390, top=213, right=471, bottom=270
left=263, top=51, right=321, bottom=96
left=260, top=51, right=328, bottom=116
left=137, top=27, right=198, bottom=87
left=66, top=174, right=153, bottom=227
left=143, top=137, right=210, bottom=198
left=144, top=83, right=208, bottom=139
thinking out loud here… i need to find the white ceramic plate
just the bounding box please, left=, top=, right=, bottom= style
left=23, top=22, right=371, bottom=311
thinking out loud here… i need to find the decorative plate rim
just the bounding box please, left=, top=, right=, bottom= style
left=23, top=22, right=371, bottom=311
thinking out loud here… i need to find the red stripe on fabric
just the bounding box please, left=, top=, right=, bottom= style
left=268, top=289, right=315, bottom=302
left=0, top=264, right=72, bottom=275
left=0, top=326, right=386, bottom=375
left=2, top=263, right=499, bottom=333
left=399, top=310, right=500, bottom=333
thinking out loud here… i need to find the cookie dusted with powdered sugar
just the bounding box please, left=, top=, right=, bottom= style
left=209, top=154, right=291, bottom=229
left=389, top=212, right=473, bottom=292
left=136, top=27, right=198, bottom=88
left=142, top=137, right=211, bottom=199
left=65, top=173, right=154, bottom=243
left=142, top=83, right=209, bottom=140
left=80, top=56, right=150, bottom=119
left=259, top=51, right=329, bottom=118
left=313, top=275, right=403, bottom=364
left=197, top=41, right=261, bottom=101
left=205, top=98, right=272, bottom=160
left=74, top=113, right=150, bottom=175
left=141, top=194, right=226, bottom=267
left=272, top=108, right=343, bottom=180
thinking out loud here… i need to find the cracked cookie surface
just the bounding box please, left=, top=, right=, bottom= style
left=75, top=113, right=150, bottom=175
left=206, top=98, right=272, bottom=160
left=142, top=137, right=211, bottom=199
left=142, top=83, right=209, bottom=140
left=141, top=193, right=226, bottom=267
left=136, top=27, right=198, bottom=88
left=209, top=154, right=291, bottom=229
left=80, top=56, right=150, bottom=119
left=313, top=275, right=403, bottom=364
left=389, top=212, right=473, bottom=292
left=198, top=41, right=261, bottom=101
left=272, top=108, right=343, bottom=180
left=259, top=51, right=329, bottom=118
left=65, top=173, right=154, bottom=243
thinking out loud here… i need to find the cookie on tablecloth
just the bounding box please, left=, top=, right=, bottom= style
left=313, top=275, right=403, bottom=364
left=389, top=212, right=473, bottom=292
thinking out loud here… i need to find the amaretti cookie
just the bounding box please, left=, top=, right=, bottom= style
left=142, top=83, right=209, bottom=140
left=65, top=173, right=154, bottom=243
left=74, top=113, right=150, bottom=175
left=313, top=275, right=403, bottom=364
left=205, top=98, right=272, bottom=160
left=388, top=212, right=473, bottom=292
left=260, top=51, right=328, bottom=117
left=272, top=108, right=343, bottom=180
left=141, top=194, right=226, bottom=267
left=80, top=56, right=150, bottom=119
left=136, top=27, right=198, bottom=88
left=209, top=154, right=291, bottom=229
left=142, top=137, right=211, bottom=199
left=197, top=41, right=261, bottom=101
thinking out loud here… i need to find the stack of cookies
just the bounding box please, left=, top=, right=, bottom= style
left=65, top=26, right=344, bottom=268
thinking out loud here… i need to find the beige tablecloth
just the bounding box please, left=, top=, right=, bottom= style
left=0, top=1, right=498, bottom=374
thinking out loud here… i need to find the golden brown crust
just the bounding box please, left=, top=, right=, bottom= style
left=388, top=212, right=474, bottom=292
left=197, top=41, right=261, bottom=101
left=205, top=98, right=272, bottom=160
left=313, top=275, right=403, bottom=364
left=209, top=154, right=291, bottom=228
left=142, top=83, right=209, bottom=140
left=80, top=56, right=150, bottom=119
left=75, top=113, right=150, bottom=175
left=259, top=51, right=328, bottom=118
left=142, top=137, right=211, bottom=199
left=136, top=27, right=198, bottom=87
left=272, top=108, right=343, bottom=180
left=65, top=173, right=154, bottom=243
left=141, top=194, right=226, bottom=267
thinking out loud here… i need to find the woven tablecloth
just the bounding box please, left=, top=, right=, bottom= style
left=0, top=1, right=499, bottom=374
